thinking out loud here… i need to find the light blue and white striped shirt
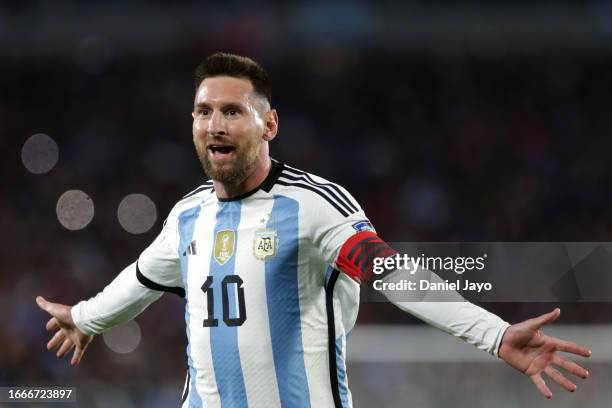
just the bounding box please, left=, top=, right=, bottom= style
left=138, top=160, right=367, bottom=408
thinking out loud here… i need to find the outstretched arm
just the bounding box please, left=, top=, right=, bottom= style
left=498, top=308, right=591, bottom=398
left=334, top=231, right=591, bottom=397
left=375, top=267, right=591, bottom=397
left=36, top=261, right=163, bottom=365
left=336, top=232, right=510, bottom=355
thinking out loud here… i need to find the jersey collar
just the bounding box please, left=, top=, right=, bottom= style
left=216, top=158, right=284, bottom=202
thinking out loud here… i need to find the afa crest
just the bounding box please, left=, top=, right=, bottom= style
left=214, top=230, right=235, bottom=265
left=253, top=229, right=279, bottom=261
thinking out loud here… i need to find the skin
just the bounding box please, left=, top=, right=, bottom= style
left=36, top=296, right=91, bottom=366
left=36, top=75, right=592, bottom=399
left=37, top=296, right=592, bottom=398
left=497, top=308, right=591, bottom=398
left=192, top=76, right=278, bottom=199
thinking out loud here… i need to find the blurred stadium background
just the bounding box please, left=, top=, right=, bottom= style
left=2, top=0, right=612, bottom=406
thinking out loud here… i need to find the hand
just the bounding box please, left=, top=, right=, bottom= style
left=498, top=308, right=591, bottom=399
left=36, top=296, right=94, bottom=366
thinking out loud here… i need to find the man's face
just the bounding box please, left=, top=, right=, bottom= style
left=192, top=76, right=267, bottom=184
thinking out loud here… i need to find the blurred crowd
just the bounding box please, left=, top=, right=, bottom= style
left=2, top=1, right=612, bottom=406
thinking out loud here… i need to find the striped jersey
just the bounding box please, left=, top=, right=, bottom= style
left=137, top=159, right=374, bottom=408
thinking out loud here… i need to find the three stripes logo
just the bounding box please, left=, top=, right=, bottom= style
left=183, top=240, right=197, bottom=256
left=276, top=166, right=359, bottom=217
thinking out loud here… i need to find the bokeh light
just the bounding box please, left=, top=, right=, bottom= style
left=56, top=190, right=95, bottom=230
left=117, top=194, right=157, bottom=234
left=102, top=320, right=142, bottom=354
left=21, top=133, right=59, bottom=174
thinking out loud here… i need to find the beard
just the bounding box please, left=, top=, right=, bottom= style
left=195, top=136, right=262, bottom=185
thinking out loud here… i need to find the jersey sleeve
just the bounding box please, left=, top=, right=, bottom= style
left=310, top=184, right=509, bottom=357
left=136, top=209, right=184, bottom=297
left=310, top=183, right=392, bottom=282
left=71, top=262, right=164, bottom=335
left=71, top=205, right=186, bottom=335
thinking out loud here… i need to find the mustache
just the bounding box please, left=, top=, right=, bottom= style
left=205, top=135, right=236, bottom=147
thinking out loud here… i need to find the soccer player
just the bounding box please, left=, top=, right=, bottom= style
left=36, top=53, right=591, bottom=407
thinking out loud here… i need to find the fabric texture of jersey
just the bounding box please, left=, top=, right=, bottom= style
left=71, top=159, right=509, bottom=407
left=138, top=160, right=365, bottom=408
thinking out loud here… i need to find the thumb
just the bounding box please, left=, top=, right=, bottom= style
left=527, top=308, right=560, bottom=330
left=36, top=296, right=62, bottom=319
left=36, top=296, right=50, bottom=312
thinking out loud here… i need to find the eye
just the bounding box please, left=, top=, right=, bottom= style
left=197, top=108, right=210, bottom=116
left=227, top=109, right=239, bottom=116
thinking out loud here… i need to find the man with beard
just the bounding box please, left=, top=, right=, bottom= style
left=37, top=53, right=591, bottom=407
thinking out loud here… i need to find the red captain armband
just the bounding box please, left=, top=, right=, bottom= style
left=336, top=231, right=397, bottom=284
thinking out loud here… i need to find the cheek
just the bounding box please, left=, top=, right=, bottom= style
left=237, top=119, right=264, bottom=141
left=193, top=118, right=206, bottom=137
left=240, top=130, right=262, bottom=149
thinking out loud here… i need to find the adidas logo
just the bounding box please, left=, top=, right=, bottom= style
left=183, top=240, right=197, bottom=256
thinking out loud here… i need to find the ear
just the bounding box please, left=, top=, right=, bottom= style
left=263, top=109, right=279, bottom=141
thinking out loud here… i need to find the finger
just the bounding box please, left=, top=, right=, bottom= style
left=71, top=347, right=86, bottom=366
left=46, top=317, right=59, bottom=331
left=531, top=373, right=553, bottom=399
left=526, top=308, right=560, bottom=330
left=47, top=330, right=65, bottom=351
left=36, top=296, right=47, bottom=310
left=553, top=355, right=589, bottom=379
left=56, top=338, right=74, bottom=358
left=555, top=339, right=592, bottom=358
left=36, top=296, right=53, bottom=314
left=545, top=366, right=577, bottom=393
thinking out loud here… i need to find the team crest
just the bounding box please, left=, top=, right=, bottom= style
left=253, top=229, right=279, bottom=261
left=214, top=230, right=235, bottom=265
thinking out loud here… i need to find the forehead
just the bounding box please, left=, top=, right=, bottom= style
left=194, top=76, right=254, bottom=105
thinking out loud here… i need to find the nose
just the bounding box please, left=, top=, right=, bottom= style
left=207, top=110, right=227, bottom=136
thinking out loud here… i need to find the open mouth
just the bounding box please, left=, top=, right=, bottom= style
left=208, top=144, right=236, bottom=158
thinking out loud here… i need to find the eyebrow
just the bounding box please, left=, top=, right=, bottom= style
left=194, top=102, right=246, bottom=111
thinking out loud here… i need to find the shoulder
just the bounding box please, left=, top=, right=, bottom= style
left=180, top=180, right=214, bottom=202
left=274, top=163, right=361, bottom=218
left=164, top=180, right=214, bottom=225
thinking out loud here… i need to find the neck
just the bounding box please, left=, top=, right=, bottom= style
left=213, top=155, right=272, bottom=199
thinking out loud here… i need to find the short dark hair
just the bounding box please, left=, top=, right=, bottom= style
left=194, top=52, right=272, bottom=104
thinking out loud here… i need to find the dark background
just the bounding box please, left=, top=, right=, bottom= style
left=2, top=1, right=611, bottom=406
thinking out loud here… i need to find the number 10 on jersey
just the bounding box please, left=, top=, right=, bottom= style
left=201, top=275, right=246, bottom=327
